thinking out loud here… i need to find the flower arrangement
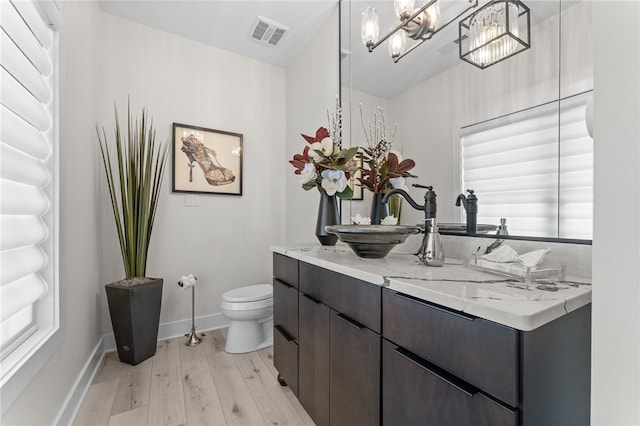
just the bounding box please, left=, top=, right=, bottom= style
left=289, top=102, right=358, bottom=199
left=358, top=105, right=416, bottom=193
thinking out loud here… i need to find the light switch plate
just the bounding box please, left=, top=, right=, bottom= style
left=185, top=194, right=199, bottom=207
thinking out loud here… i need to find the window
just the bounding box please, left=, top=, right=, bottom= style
left=459, top=93, right=593, bottom=240
left=1, top=0, right=60, bottom=412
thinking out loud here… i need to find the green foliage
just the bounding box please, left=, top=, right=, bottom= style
left=97, top=103, right=168, bottom=279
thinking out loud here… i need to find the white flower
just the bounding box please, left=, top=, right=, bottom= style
left=309, top=137, right=335, bottom=162
left=381, top=215, right=398, bottom=225
left=389, top=177, right=408, bottom=191
left=351, top=214, right=371, bottom=225
left=320, top=169, right=347, bottom=196
left=299, top=163, right=317, bottom=185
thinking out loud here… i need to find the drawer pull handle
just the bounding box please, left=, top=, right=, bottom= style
left=302, top=293, right=322, bottom=304
left=275, top=324, right=294, bottom=342
left=393, top=346, right=478, bottom=397
left=274, top=278, right=293, bottom=289
left=337, top=312, right=365, bottom=330
left=394, top=292, right=475, bottom=321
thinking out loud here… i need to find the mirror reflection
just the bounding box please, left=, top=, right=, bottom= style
left=341, top=0, right=593, bottom=241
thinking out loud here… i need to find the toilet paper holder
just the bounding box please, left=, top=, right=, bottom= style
left=178, top=274, right=204, bottom=346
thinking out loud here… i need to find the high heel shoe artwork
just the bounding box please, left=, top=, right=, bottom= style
left=181, top=134, right=235, bottom=186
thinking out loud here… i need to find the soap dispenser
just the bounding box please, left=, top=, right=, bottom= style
left=417, top=218, right=444, bottom=267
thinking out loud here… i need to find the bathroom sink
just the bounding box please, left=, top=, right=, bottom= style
left=417, top=222, right=499, bottom=234
left=325, top=225, right=421, bottom=259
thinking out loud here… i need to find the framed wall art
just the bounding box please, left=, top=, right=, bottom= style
left=172, top=123, right=243, bottom=195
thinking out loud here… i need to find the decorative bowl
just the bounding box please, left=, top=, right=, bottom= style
left=324, top=225, right=421, bottom=259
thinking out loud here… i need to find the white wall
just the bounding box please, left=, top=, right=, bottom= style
left=285, top=6, right=339, bottom=243
left=592, top=1, right=640, bottom=424
left=93, top=8, right=287, bottom=328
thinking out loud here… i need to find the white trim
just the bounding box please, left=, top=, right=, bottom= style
left=55, top=313, right=230, bottom=424
left=53, top=338, right=105, bottom=426
left=102, top=312, right=229, bottom=353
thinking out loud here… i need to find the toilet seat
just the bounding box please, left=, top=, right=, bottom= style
left=222, top=284, right=272, bottom=303
left=220, top=297, right=272, bottom=311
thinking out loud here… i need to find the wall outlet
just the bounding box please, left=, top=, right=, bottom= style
left=185, top=194, right=199, bottom=207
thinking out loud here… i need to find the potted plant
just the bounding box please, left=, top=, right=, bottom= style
left=358, top=105, right=416, bottom=224
left=97, top=103, right=168, bottom=365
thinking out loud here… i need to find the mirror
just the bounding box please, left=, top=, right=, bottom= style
left=340, top=0, right=593, bottom=242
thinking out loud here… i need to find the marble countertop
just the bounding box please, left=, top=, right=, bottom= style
left=272, top=244, right=592, bottom=331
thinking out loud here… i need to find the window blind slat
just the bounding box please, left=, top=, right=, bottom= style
left=0, top=246, right=47, bottom=286
left=0, top=105, right=50, bottom=159
left=0, top=2, right=51, bottom=76
left=0, top=179, right=49, bottom=215
left=0, top=143, right=49, bottom=187
left=1, top=31, right=51, bottom=104
left=11, top=0, right=53, bottom=49
left=0, top=273, right=47, bottom=322
left=0, top=68, right=50, bottom=132
left=0, top=215, right=47, bottom=251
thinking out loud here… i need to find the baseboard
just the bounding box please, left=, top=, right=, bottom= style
left=55, top=313, right=229, bottom=424
left=54, top=338, right=105, bottom=425
left=103, top=312, right=229, bottom=352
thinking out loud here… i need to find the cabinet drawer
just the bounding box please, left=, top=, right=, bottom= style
left=273, top=325, right=299, bottom=396
left=273, top=278, right=298, bottom=341
left=382, top=289, right=519, bottom=407
left=330, top=310, right=380, bottom=426
left=382, top=339, right=518, bottom=426
left=299, top=262, right=381, bottom=333
left=273, top=253, right=298, bottom=288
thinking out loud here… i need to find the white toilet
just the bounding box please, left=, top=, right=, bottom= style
left=220, top=284, right=273, bottom=354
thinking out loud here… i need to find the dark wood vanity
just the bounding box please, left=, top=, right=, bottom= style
left=272, top=252, right=591, bottom=426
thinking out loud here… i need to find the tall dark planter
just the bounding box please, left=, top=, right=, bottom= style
left=106, top=278, right=163, bottom=365
left=370, top=193, right=389, bottom=225
left=315, top=190, right=340, bottom=245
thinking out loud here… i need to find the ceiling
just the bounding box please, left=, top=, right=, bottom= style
left=97, top=0, right=339, bottom=67
left=98, top=0, right=573, bottom=99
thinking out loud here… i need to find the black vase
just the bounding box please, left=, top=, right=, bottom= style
left=370, top=192, right=389, bottom=225
left=105, top=278, right=163, bottom=365
left=315, top=190, right=339, bottom=245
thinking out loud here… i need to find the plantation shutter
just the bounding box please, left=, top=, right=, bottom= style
left=0, top=0, right=55, bottom=360
left=460, top=93, right=593, bottom=239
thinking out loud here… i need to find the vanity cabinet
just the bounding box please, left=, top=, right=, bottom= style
left=273, top=252, right=590, bottom=426
left=272, top=254, right=299, bottom=396
left=273, top=254, right=381, bottom=426
left=382, top=288, right=591, bottom=426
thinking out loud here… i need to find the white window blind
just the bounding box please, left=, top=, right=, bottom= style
left=460, top=93, right=593, bottom=239
left=0, top=0, right=58, bottom=392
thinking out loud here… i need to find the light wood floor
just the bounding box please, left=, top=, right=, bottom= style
left=73, top=328, right=314, bottom=426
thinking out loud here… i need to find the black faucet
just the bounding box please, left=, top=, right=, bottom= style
left=382, top=184, right=437, bottom=221
left=455, top=189, right=477, bottom=234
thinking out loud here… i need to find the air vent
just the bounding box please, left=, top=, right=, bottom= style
left=249, top=16, right=288, bottom=47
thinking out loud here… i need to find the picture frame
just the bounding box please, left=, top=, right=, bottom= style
left=172, top=123, right=243, bottom=196
left=348, top=156, right=363, bottom=200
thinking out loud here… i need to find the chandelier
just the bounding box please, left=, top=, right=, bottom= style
left=459, top=0, right=531, bottom=68
left=361, top=0, right=530, bottom=67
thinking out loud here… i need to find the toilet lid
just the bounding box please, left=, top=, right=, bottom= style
left=223, top=284, right=272, bottom=303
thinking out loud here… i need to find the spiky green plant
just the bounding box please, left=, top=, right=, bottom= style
left=97, top=104, right=168, bottom=280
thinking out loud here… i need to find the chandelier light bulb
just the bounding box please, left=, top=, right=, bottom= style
left=388, top=28, right=407, bottom=60
left=394, top=0, right=416, bottom=20
left=361, top=6, right=380, bottom=48
left=425, top=0, right=441, bottom=33
left=469, top=0, right=520, bottom=66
